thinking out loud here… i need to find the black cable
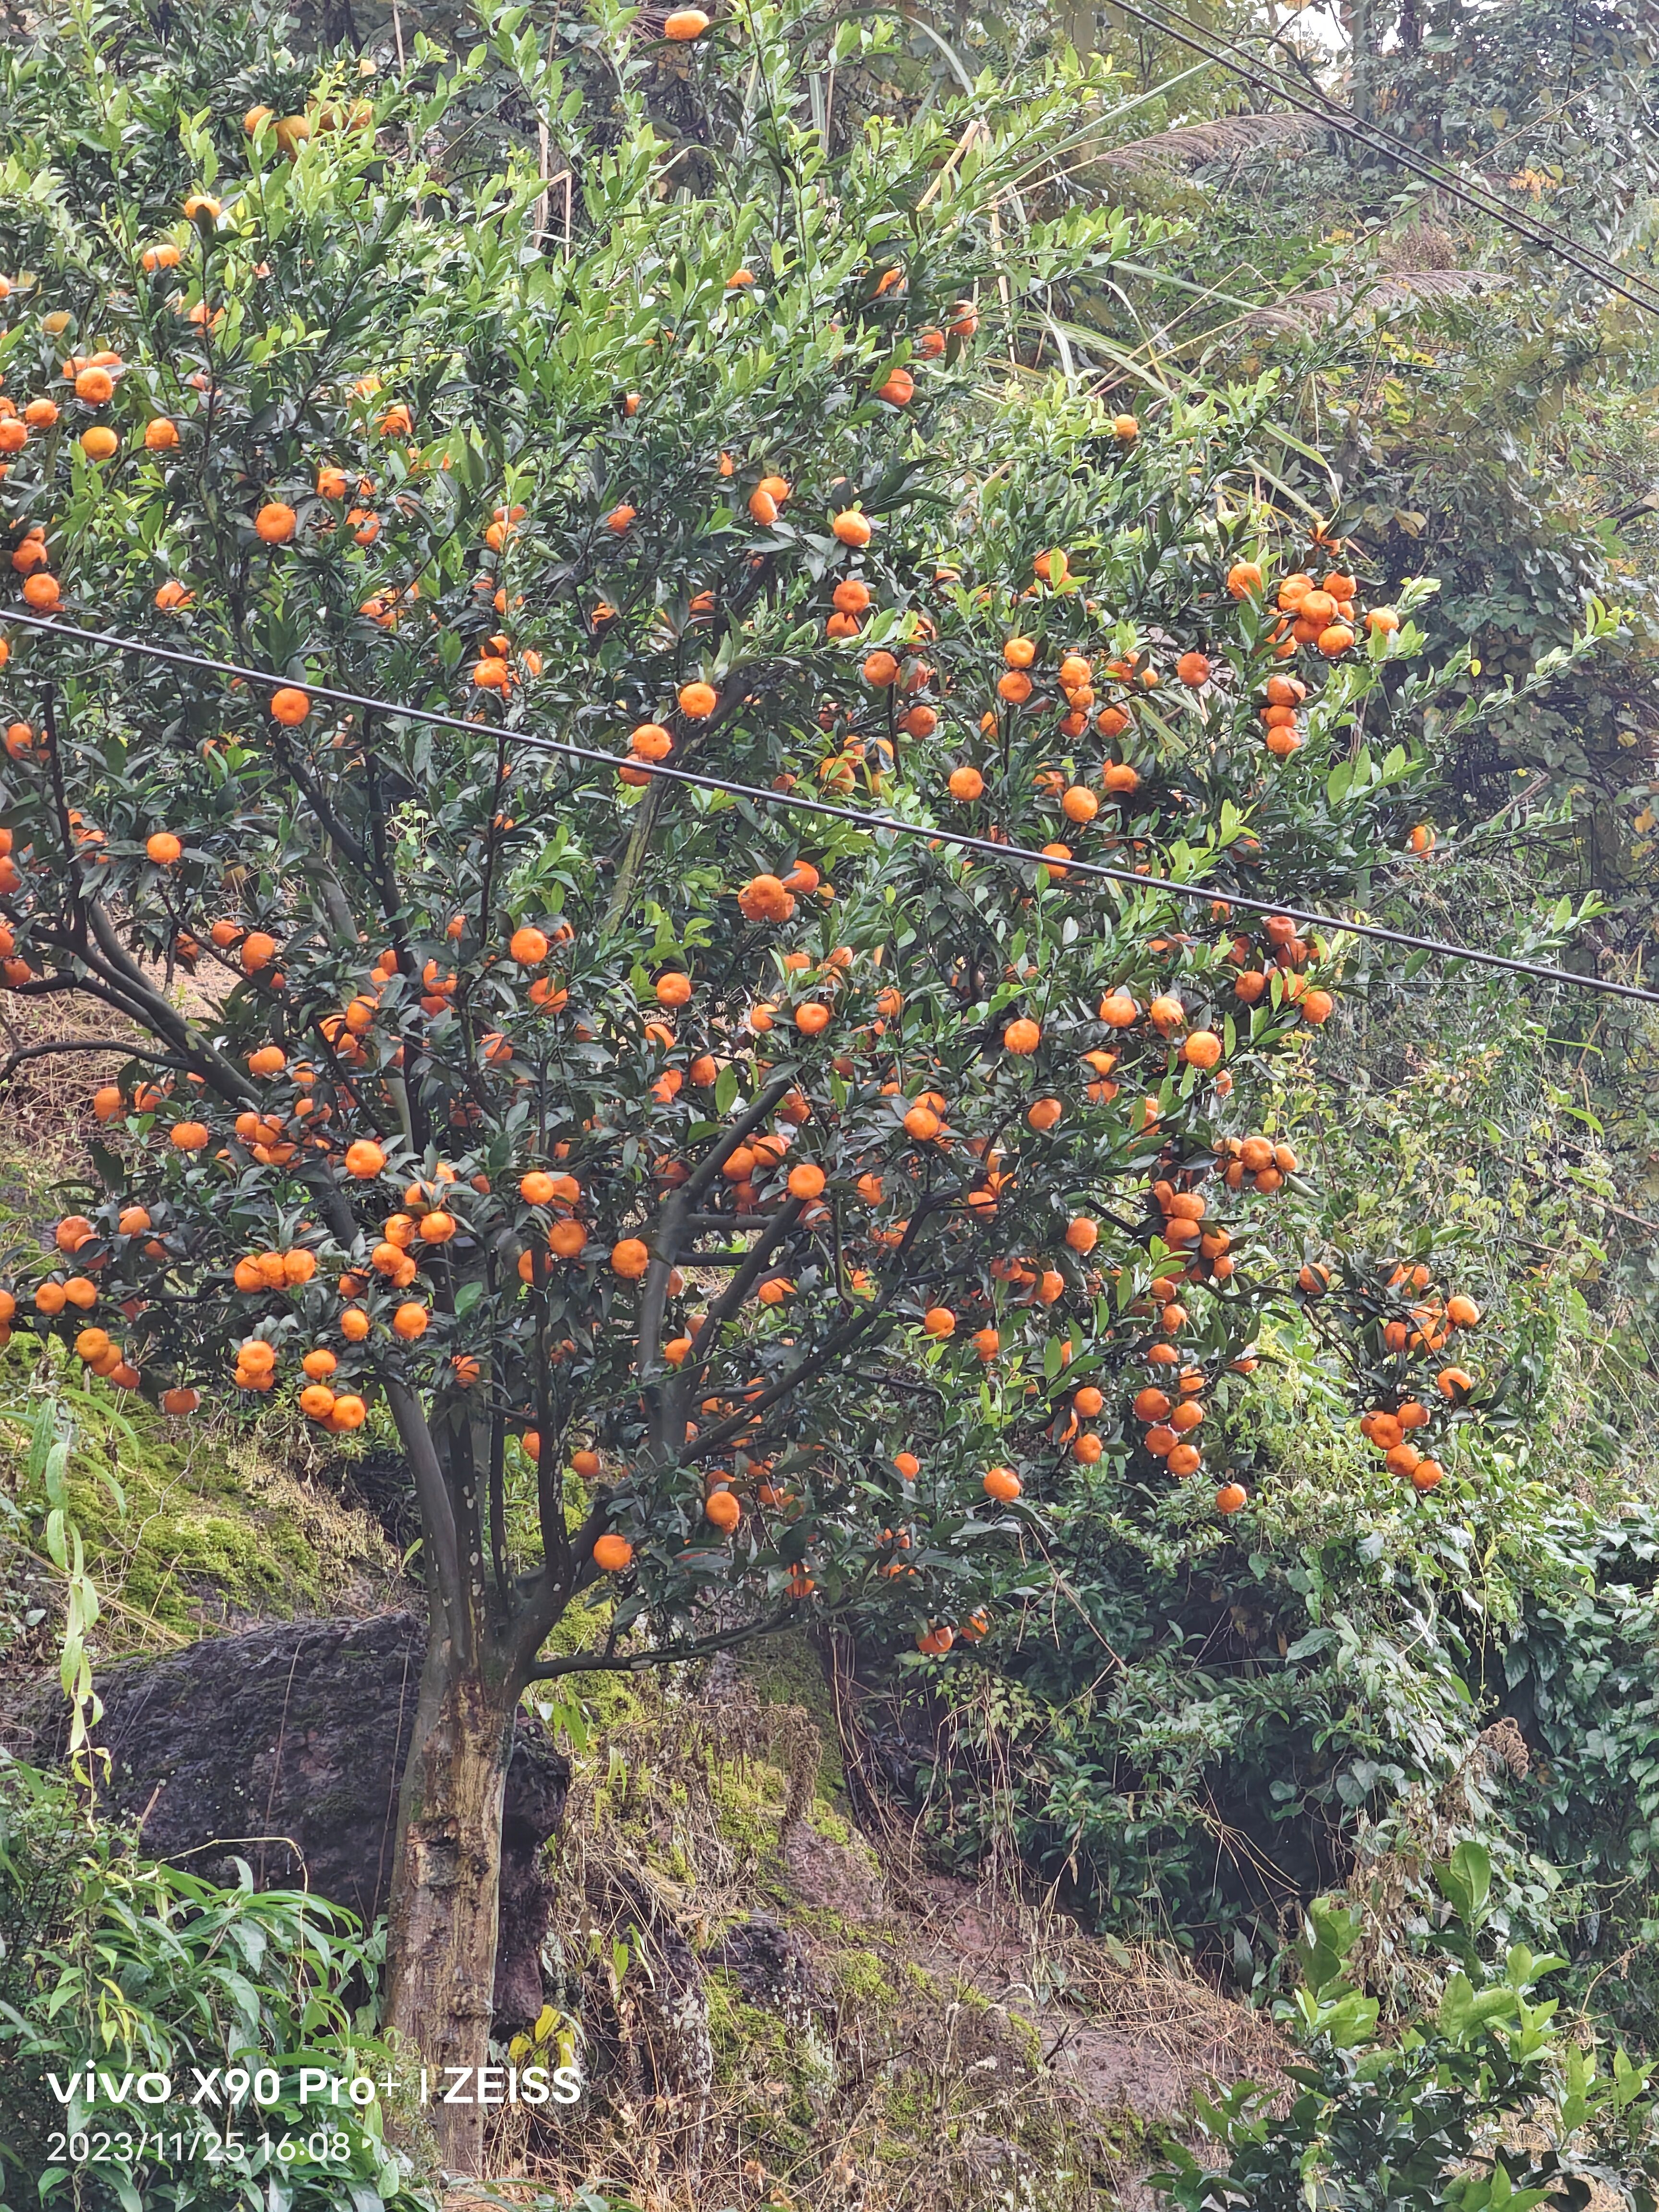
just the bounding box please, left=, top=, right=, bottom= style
left=7, top=607, right=1658, bottom=1010
left=1110, top=0, right=1659, bottom=324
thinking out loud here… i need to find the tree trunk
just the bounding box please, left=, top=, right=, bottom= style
left=385, top=1616, right=519, bottom=2177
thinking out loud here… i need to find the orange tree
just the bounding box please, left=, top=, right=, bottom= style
left=0, top=0, right=1611, bottom=2168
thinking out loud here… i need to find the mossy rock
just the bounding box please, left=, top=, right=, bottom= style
left=734, top=1625, right=843, bottom=1794
left=0, top=1348, right=403, bottom=1641
left=703, top=1980, right=831, bottom=2161
left=828, top=1945, right=896, bottom=2007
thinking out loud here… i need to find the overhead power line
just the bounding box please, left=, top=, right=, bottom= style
left=7, top=610, right=1655, bottom=1010
left=1108, top=0, right=1659, bottom=325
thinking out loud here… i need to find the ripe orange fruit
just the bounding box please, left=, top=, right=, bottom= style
left=393, top=1302, right=429, bottom=1339
left=1226, top=561, right=1263, bottom=598
left=146, top=831, right=182, bottom=865
left=1182, top=1030, right=1222, bottom=1070
left=1446, top=1295, right=1480, bottom=1327
left=1065, top=1216, right=1098, bottom=1253
left=170, top=1120, right=210, bottom=1149
left=80, top=427, right=118, bottom=460
left=1365, top=607, right=1400, bottom=635
left=877, top=367, right=914, bottom=407
left=340, top=1307, right=371, bottom=1341
left=1026, top=1097, right=1062, bottom=1131
left=510, top=925, right=549, bottom=965
left=678, top=680, right=717, bottom=718
left=345, top=1139, right=386, bottom=1179
left=269, top=686, right=310, bottom=725
left=331, top=1394, right=367, bottom=1429
left=787, top=1163, right=826, bottom=1200
left=654, top=971, right=693, bottom=1008
left=1099, top=989, right=1138, bottom=1028
left=1214, top=1481, right=1247, bottom=1514
left=663, top=5, right=710, bottom=34
left=1003, top=1016, right=1041, bottom=1054
left=593, top=1532, right=633, bottom=1571
left=255, top=501, right=297, bottom=543
left=1111, top=414, right=1139, bottom=441
left=161, top=1386, right=200, bottom=1415
left=611, top=1237, right=650, bottom=1279
left=921, top=1305, right=955, bottom=1338
left=1175, top=650, right=1210, bottom=686
left=831, top=511, right=873, bottom=547
left=22, top=573, right=61, bottom=608
left=983, top=1465, right=1021, bottom=1501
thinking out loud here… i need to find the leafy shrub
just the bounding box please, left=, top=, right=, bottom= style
left=1152, top=1856, right=1659, bottom=2212
left=0, top=1760, right=433, bottom=2212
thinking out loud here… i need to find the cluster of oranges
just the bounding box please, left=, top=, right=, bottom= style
left=1295, top=1259, right=1483, bottom=1491
left=1227, top=912, right=1333, bottom=1023
left=1217, top=1133, right=1300, bottom=1193
left=794, top=543, right=1408, bottom=827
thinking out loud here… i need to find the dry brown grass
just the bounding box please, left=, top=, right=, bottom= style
left=0, top=989, right=140, bottom=1186
left=469, top=1684, right=1285, bottom=2212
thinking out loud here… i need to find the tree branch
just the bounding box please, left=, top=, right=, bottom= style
left=0, top=1035, right=177, bottom=1084
left=384, top=1375, right=468, bottom=1662
left=524, top=1606, right=799, bottom=1681
left=685, top=1202, right=938, bottom=1461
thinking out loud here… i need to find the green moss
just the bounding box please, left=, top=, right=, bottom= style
left=829, top=1946, right=895, bottom=2006
left=735, top=1625, right=843, bottom=1794
left=702, top=1979, right=828, bottom=2161
left=804, top=1798, right=854, bottom=1846
left=0, top=1346, right=401, bottom=1640
left=1001, top=2007, right=1046, bottom=2068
